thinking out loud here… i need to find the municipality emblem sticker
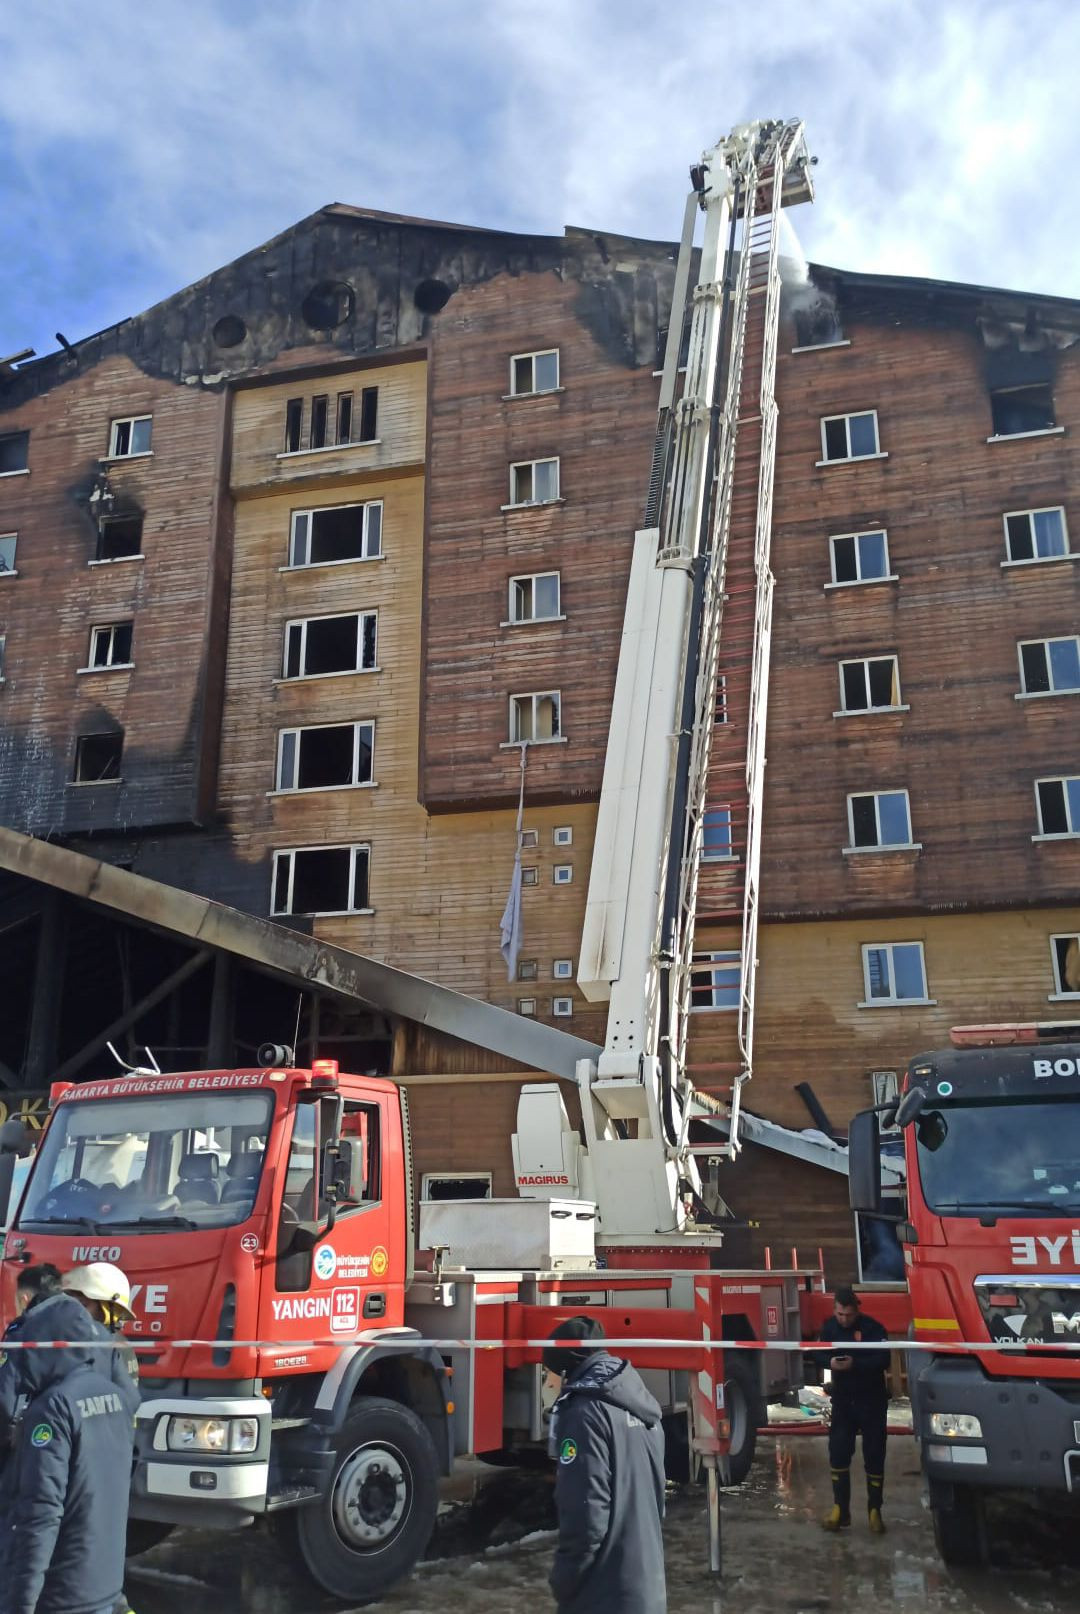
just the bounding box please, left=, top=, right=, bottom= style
left=559, top=1437, right=577, bottom=1465
left=31, top=1424, right=52, bottom=1448
left=314, top=1245, right=337, bottom=1280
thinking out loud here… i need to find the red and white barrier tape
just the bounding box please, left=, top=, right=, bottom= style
left=0, top=1335, right=1077, bottom=1354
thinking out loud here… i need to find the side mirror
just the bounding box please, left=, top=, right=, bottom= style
left=327, top=1138, right=366, bottom=1205
left=0, top=1119, right=34, bottom=1158
left=848, top=1109, right=882, bottom=1214
left=893, top=1088, right=926, bottom=1129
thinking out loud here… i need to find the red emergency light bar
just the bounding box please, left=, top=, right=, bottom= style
left=310, top=1058, right=340, bottom=1089
left=950, top=1021, right=1080, bottom=1048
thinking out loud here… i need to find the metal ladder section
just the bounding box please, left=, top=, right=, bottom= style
left=671, top=131, right=802, bottom=1154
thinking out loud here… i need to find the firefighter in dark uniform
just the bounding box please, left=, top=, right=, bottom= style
left=818, top=1284, right=891, bottom=1534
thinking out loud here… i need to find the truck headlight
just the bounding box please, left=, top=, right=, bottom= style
left=929, top=1412, right=982, bottom=1439
left=166, top=1415, right=259, bottom=1454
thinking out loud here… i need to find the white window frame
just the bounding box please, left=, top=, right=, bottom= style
left=837, top=655, right=904, bottom=714
left=0, top=431, right=29, bottom=477
left=1017, top=636, right=1080, bottom=697
left=553, top=959, right=573, bottom=979
left=270, top=843, right=371, bottom=917
left=691, top=951, right=741, bottom=1012
left=282, top=611, right=378, bottom=680
left=507, top=457, right=560, bottom=508
left=509, top=348, right=560, bottom=397
left=517, top=998, right=537, bottom=1017
left=421, top=1172, right=493, bottom=1201
left=508, top=691, right=562, bottom=746
left=86, top=622, right=134, bottom=671
left=521, top=867, right=539, bottom=887
left=552, top=996, right=573, bottom=1018
left=507, top=571, right=562, bottom=625
left=1050, top=934, right=1080, bottom=999
left=553, top=864, right=573, bottom=885
left=845, top=790, right=916, bottom=851
left=275, top=721, right=375, bottom=794
left=553, top=826, right=573, bottom=847
left=108, top=415, right=152, bottom=458
left=1034, top=776, right=1080, bottom=839
left=827, top=528, right=894, bottom=587
left=701, top=806, right=735, bottom=861
left=859, top=942, right=932, bottom=1007
left=72, top=730, right=124, bottom=786
left=1002, top=506, right=1071, bottom=567
left=287, top=502, right=383, bottom=569
left=0, top=533, right=17, bottom=577
left=519, top=828, right=539, bottom=850
left=818, top=410, right=882, bottom=464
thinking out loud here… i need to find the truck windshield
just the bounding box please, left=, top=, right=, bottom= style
left=917, top=1096, right=1080, bottom=1216
left=18, top=1091, right=274, bottom=1232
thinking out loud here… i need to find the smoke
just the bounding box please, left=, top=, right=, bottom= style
left=778, top=210, right=841, bottom=347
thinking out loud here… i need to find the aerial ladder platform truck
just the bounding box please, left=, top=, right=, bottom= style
left=0, top=119, right=820, bottom=1602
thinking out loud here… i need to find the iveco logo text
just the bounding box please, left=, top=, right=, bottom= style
left=1009, top=1232, right=1080, bottom=1266
left=72, top=1245, right=122, bottom=1263
left=1034, top=1058, right=1079, bottom=1079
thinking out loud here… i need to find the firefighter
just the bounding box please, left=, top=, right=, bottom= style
left=543, top=1316, right=666, bottom=1614
left=59, top=1263, right=141, bottom=1397
left=0, top=1290, right=138, bottom=1614
left=818, top=1284, right=891, bottom=1534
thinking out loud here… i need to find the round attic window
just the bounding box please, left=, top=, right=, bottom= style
left=414, top=278, right=454, bottom=315
left=212, top=314, right=247, bottom=348
left=301, top=281, right=355, bottom=330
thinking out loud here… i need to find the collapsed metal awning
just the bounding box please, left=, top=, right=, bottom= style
left=0, top=826, right=601, bottom=1083
left=707, top=1107, right=905, bottom=1189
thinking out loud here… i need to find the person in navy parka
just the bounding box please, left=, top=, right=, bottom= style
left=1, top=1293, right=138, bottom=1614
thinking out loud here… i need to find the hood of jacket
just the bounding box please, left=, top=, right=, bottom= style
left=11, top=1293, right=102, bottom=1398
left=560, top=1351, right=662, bottom=1427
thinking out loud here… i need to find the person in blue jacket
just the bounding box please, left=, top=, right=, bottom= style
left=1, top=1292, right=138, bottom=1614
left=543, top=1316, right=667, bottom=1614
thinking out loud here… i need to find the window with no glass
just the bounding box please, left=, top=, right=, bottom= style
left=829, top=529, right=891, bottom=584
left=1035, top=777, right=1080, bottom=838
left=1003, top=507, right=1069, bottom=564
left=701, top=807, right=735, bottom=860
left=691, top=951, right=741, bottom=1011
left=272, top=844, right=370, bottom=916
left=509, top=572, right=560, bottom=623
left=97, top=515, right=143, bottom=561
left=109, top=417, right=152, bottom=458
left=0, top=432, right=29, bottom=475
left=509, top=458, right=560, bottom=506
left=1051, top=934, right=1080, bottom=997
left=509, top=691, right=561, bottom=744
left=839, top=656, right=901, bottom=712
left=422, top=1173, right=493, bottom=1202
left=990, top=384, right=1055, bottom=437
left=820, top=411, right=880, bottom=462
left=283, top=613, right=377, bottom=679
left=88, top=622, right=133, bottom=669
left=283, top=388, right=378, bottom=453
left=0, top=535, right=16, bottom=574
left=1018, top=637, right=1080, bottom=696
left=861, top=942, right=928, bottom=1004
left=847, top=790, right=914, bottom=850
left=510, top=349, right=560, bottom=396
left=289, top=503, right=382, bottom=567
left=74, top=731, right=123, bottom=784
left=276, top=721, right=374, bottom=792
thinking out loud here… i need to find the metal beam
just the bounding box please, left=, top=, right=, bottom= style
left=24, top=892, right=65, bottom=1087
left=51, top=949, right=213, bottom=1083
left=0, top=827, right=601, bottom=1082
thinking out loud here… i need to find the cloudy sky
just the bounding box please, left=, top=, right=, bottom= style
left=1, top=0, right=1076, bottom=359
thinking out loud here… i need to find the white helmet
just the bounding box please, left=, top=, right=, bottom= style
left=61, top=1262, right=135, bottom=1320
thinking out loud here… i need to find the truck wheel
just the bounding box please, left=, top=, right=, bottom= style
left=723, top=1354, right=764, bottom=1486
left=931, top=1484, right=989, bottom=1567
left=293, top=1396, right=439, bottom=1602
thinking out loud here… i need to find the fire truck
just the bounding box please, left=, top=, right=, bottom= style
left=848, top=1021, right=1080, bottom=1565
left=0, top=119, right=822, bottom=1602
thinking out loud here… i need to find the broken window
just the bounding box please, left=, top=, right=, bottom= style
left=820, top=411, right=880, bottom=462
left=1035, top=777, right=1080, bottom=837
left=0, top=431, right=29, bottom=475
left=309, top=395, right=329, bottom=450
left=359, top=387, right=378, bottom=442
left=848, top=790, right=913, bottom=849
left=289, top=502, right=382, bottom=566
left=1019, top=637, right=1080, bottom=696
left=284, top=399, right=304, bottom=453
left=109, top=416, right=152, bottom=458
left=1051, top=934, right=1080, bottom=996
left=509, top=458, right=559, bottom=505
left=1003, top=507, right=1069, bottom=564
left=509, top=691, right=561, bottom=743
left=793, top=301, right=844, bottom=348
left=74, top=731, right=123, bottom=784
left=714, top=675, right=728, bottom=724
left=830, top=529, right=891, bottom=584
left=702, top=807, right=734, bottom=861
left=0, top=534, right=16, bottom=574
left=96, top=515, right=144, bottom=561
left=276, top=721, right=374, bottom=792
left=510, top=349, right=560, bottom=396
left=839, top=655, right=901, bottom=711
left=990, top=384, right=1055, bottom=437
left=691, top=951, right=740, bottom=1011
left=88, top=622, right=133, bottom=669
left=509, top=572, right=560, bottom=623
left=336, top=392, right=353, bottom=445
left=271, top=844, right=370, bottom=916
left=862, top=942, right=927, bottom=1004
left=422, top=1173, right=493, bottom=1201
left=283, top=612, right=377, bottom=679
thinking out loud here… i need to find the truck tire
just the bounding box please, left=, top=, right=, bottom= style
left=292, top=1395, right=440, bottom=1602
left=723, top=1354, right=763, bottom=1486
left=931, top=1484, right=989, bottom=1567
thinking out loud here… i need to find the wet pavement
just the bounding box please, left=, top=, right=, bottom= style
left=128, top=1433, right=1080, bottom=1612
